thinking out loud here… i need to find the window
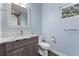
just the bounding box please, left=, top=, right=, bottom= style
left=62, top=4, right=79, bottom=18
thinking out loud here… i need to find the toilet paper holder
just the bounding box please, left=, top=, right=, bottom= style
left=51, top=36, right=56, bottom=44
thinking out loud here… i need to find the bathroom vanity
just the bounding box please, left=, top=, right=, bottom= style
left=0, top=36, right=38, bottom=56
left=0, top=3, right=39, bottom=56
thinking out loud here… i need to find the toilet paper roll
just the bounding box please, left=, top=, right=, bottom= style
left=51, top=38, right=54, bottom=41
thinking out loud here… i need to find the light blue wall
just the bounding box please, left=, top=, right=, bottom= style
left=27, top=3, right=42, bottom=35
left=0, top=5, right=2, bottom=33
left=0, top=4, right=2, bottom=40
left=42, top=3, right=79, bottom=56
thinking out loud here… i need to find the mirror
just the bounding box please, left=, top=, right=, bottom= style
left=20, top=12, right=27, bottom=26
left=7, top=3, right=31, bottom=28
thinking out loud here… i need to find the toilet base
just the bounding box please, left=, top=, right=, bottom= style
left=39, top=47, right=49, bottom=56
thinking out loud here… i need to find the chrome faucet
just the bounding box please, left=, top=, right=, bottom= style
left=20, top=30, right=23, bottom=36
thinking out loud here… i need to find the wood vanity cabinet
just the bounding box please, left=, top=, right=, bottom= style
left=6, top=46, right=25, bottom=56
left=5, top=36, right=38, bottom=56
left=24, top=42, right=38, bottom=56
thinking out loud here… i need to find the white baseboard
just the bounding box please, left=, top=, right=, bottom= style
left=39, top=49, right=44, bottom=56
left=39, top=46, right=67, bottom=56
left=49, top=47, right=67, bottom=56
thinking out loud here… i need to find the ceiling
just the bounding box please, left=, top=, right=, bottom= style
left=58, top=3, right=71, bottom=8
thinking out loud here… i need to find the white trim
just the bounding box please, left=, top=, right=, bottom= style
left=39, top=49, right=45, bottom=56
left=59, top=3, right=79, bottom=20
left=61, top=14, right=79, bottom=20
left=49, top=47, right=67, bottom=56
left=60, top=3, right=76, bottom=9
left=39, top=47, right=67, bottom=56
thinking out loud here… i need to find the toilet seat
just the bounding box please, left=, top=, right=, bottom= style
left=39, top=42, right=50, bottom=49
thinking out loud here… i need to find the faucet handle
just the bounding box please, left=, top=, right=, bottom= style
left=20, top=30, right=23, bottom=36
left=21, top=30, right=23, bottom=33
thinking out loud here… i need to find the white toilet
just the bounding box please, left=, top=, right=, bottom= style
left=39, top=35, right=50, bottom=56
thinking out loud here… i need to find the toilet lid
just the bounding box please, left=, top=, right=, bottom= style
left=39, top=42, right=50, bottom=47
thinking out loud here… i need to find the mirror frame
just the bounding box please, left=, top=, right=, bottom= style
left=7, top=3, right=31, bottom=29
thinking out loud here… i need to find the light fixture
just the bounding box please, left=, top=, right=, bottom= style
left=14, top=3, right=27, bottom=8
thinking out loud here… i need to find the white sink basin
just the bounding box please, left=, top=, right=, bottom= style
left=2, top=37, right=16, bottom=43
left=14, top=34, right=38, bottom=41
left=15, top=35, right=32, bottom=41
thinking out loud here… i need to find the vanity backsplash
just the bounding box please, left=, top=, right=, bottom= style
left=2, top=28, right=32, bottom=38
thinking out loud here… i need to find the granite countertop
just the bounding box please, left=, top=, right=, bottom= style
left=1, top=34, right=38, bottom=43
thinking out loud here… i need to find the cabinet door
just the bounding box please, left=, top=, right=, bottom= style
left=6, top=47, right=25, bottom=56
left=24, top=43, right=38, bottom=56
left=0, top=43, right=6, bottom=56
left=31, top=43, right=38, bottom=56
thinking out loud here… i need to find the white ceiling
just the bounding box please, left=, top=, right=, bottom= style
left=58, top=3, right=71, bottom=8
